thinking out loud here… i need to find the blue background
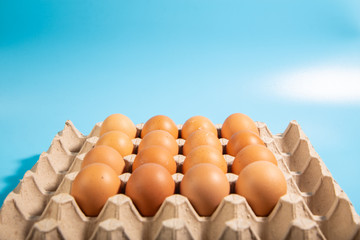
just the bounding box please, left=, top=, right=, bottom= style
left=1, top=0, right=359, bottom=213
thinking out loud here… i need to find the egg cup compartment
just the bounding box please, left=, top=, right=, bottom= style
left=0, top=121, right=86, bottom=240
left=25, top=190, right=326, bottom=239
left=1, top=120, right=359, bottom=240
left=261, top=121, right=360, bottom=240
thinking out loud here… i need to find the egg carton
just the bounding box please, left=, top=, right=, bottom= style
left=0, top=120, right=359, bottom=240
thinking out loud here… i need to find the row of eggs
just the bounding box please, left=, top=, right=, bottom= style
left=71, top=114, right=287, bottom=218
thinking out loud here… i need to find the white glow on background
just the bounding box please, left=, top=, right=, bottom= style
left=273, top=65, right=360, bottom=103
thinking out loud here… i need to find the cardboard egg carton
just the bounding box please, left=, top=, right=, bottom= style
left=0, top=120, right=359, bottom=240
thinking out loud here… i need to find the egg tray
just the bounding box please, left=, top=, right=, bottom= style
left=0, top=120, right=359, bottom=240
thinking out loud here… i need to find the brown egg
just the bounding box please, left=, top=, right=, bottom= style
left=235, top=161, right=287, bottom=216
left=183, top=145, right=227, bottom=174
left=182, top=129, right=222, bottom=156
left=138, top=130, right=178, bottom=156
left=96, top=131, right=134, bottom=157
left=226, top=130, right=265, bottom=156
left=180, top=163, right=229, bottom=216
left=221, top=113, right=259, bottom=139
left=125, top=163, right=175, bottom=217
left=81, top=145, right=125, bottom=175
left=141, top=115, right=178, bottom=139
left=232, top=144, right=277, bottom=175
left=100, top=113, right=137, bottom=139
left=71, top=163, right=120, bottom=217
left=133, top=145, right=176, bottom=174
left=181, top=116, right=218, bottom=140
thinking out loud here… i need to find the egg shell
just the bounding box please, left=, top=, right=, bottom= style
left=81, top=145, right=125, bottom=175
left=70, top=163, right=121, bottom=217
left=141, top=115, right=178, bottom=139
left=183, top=145, right=227, bottom=174
left=181, top=116, right=218, bottom=139
left=235, top=161, right=287, bottom=217
left=221, top=113, right=259, bottom=139
left=226, top=130, right=265, bottom=156
left=133, top=145, right=176, bottom=174
left=180, top=163, right=230, bottom=216
left=138, top=130, right=178, bottom=156
left=182, top=129, right=222, bottom=156
left=125, top=163, right=175, bottom=217
left=96, top=130, right=134, bottom=157
left=100, top=113, right=137, bottom=139
left=231, top=144, right=277, bottom=175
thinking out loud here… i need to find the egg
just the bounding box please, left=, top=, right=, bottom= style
left=81, top=145, right=125, bottom=175
left=226, top=130, right=265, bottom=156
left=96, top=131, right=134, bottom=157
left=232, top=144, right=277, bottom=174
left=183, top=145, right=227, bottom=174
left=138, top=130, right=178, bottom=156
left=100, top=113, right=137, bottom=139
left=235, top=161, right=287, bottom=216
left=133, top=145, right=176, bottom=174
left=182, top=129, right=222, bottom=156
left=125, top=163, right=175, bottom=217
left=71, top=163, right=121, bottom=216
left=180, top=163, right=229, bottom=216
left=141, top=115, right=178, bottom=139
left=221, top=113, right=259, bottom=139
left=181, top=116, right=218, bottom=140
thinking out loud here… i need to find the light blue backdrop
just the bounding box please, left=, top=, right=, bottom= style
left=1, top=0, right=359, bottom=213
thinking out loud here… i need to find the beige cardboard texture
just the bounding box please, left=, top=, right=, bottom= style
left=0, top=120, right=359, bottom=240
